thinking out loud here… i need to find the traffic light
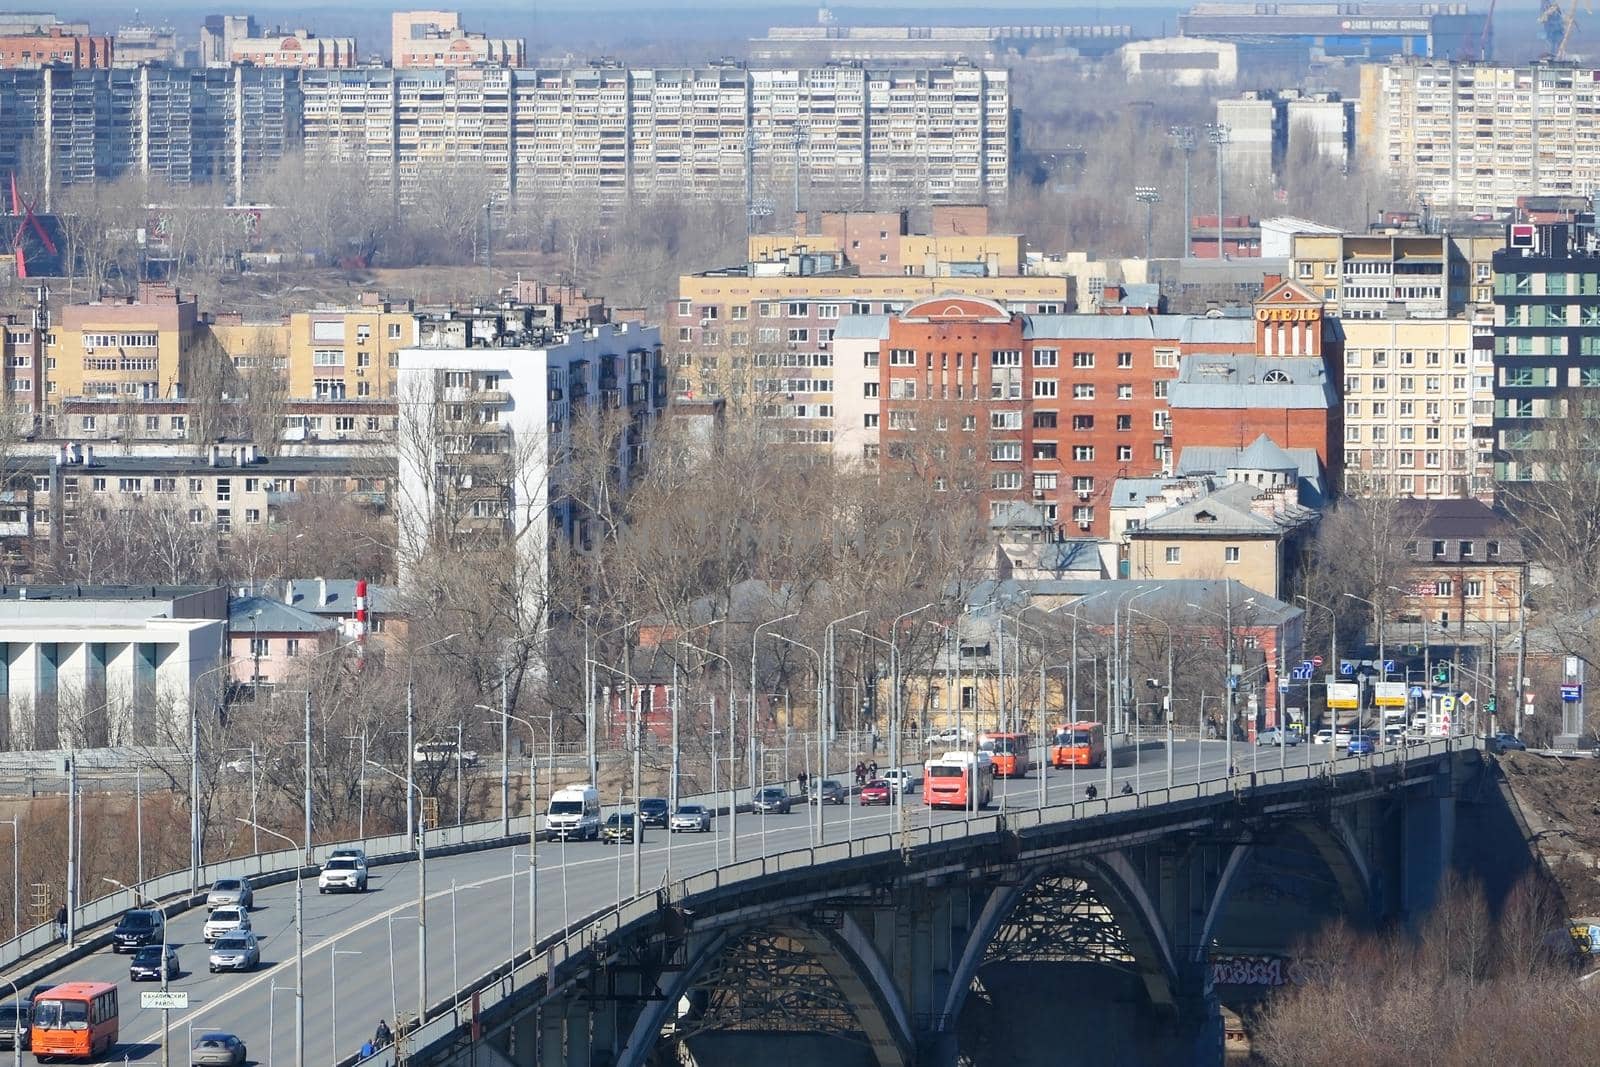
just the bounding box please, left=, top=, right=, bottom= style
left=1434, top=664, right=1450, bottom=685
left=1486, top=696, right=1497, bottom=714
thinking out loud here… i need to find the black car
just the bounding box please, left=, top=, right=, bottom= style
left=752, top=787, right=792, bottom=814
left=111, top=909, right=165, bottom=953
left=807, top=779, right=847, bottom=806
left=130, top=944, right=180, bottom=982
left=638, top=797, right=670, bottom=828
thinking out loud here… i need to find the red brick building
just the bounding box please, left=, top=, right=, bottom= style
left=1166, top=277, right=1344, bottom=486
left=0, top=28, right=112, bottom=69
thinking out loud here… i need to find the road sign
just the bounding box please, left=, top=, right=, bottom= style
left=1440, top=695, right=1456, bottom=712
left=141, top=991, right=189, bottom=1010
left=1311, top=655, right=1324, bottom=668
left=1277, top=678, right=1290, bottom=691
left=1374, top=682, right=1408, bottom=708
left=1227, top=675, right=1238, bottom=691
left=1410, top=685, right=1425, bottom=700
left=1339, top=660, right=1355, bottom=676
left=1328, top=682, right=1361, bottom=709
left=1382, top=659, right=1396, bottom=674
left=1458, top=692, right=1474, bottom=707
left=1561, top=683, right=1582, bottom=703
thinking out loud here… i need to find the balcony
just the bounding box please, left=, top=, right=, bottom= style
left=472, top=389, right=510, bottom=404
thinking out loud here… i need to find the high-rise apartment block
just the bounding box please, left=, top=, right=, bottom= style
left=1217, top=89, right=1355, bottom=179
left=0, top=63, right=1009, bottom=208
left=1490, top=209, right=1600, bottom=484
left=1361, top=60, right=1600, bottom=215
left=1287, top=229, right=1499, bottom=499
left=228, top=30, right=357, bottom=68
left=391, top=11, right=524, bottom=68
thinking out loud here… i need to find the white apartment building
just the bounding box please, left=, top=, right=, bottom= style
left=0, top=586, right=227, bottom=749
left=395, top=319, right=663, bottom=619
left=830, top=316, right=889, bottom=465
left=1361, top=60, right=1600, bottom=214
left=293, top=64, right=1010, bottom=207
left=1339, top=317, right=1496, bottom=499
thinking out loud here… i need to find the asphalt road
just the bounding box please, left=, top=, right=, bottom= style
left=16, top=738, right=1372, bottom=1066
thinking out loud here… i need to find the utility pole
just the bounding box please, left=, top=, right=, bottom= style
left=405, top=680, right=415, bottom=841
left=1168, top=126, right=1196, bottom=258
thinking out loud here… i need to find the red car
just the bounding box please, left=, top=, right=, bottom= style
left=859, top=779, right=891, bottom=805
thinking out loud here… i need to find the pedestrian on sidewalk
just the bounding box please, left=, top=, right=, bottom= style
left=797, top=770, right=808, bottom=795
left=54, top=904, right=66, bottom=942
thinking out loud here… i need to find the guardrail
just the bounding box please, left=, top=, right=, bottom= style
left=386, top=736, right=1476, bottom=1067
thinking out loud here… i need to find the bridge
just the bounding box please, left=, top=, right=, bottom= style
left=4, top=738, right=1479, bottom=1067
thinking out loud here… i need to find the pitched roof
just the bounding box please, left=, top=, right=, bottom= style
left=964, top=578, right=1302, bottom=626
left=1178, top=317, right=1255, bottom=345
left=1176, top=443, right=1326, bottom=508
left=1235, top=433, right=1297, bottom=471
left=834, top=314, right=891, bottom=340
left=1167, top=354, right=1336, bottom=410
left=1136, top=482, right=1288, bottom=537
left=229, top=594, right=338, bottom=635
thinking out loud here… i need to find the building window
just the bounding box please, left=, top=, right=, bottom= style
left=285, top=639, right=301, bottom=657
left=1033, top=348, right=1058, bottom=368
left=1224, top=546, right=1240, bottom=563
left=991, top=442, right=1022, bottom=462
left=1165, top=547, right=1181, bottom=564
left=1464, top=579, right=1483, bottom=598
left=1072, top=383, right=1095, bottom=400
left=249, top=638, right=268, bottom=656
left=992, top=471, right=1023, bottom=490
left=1118, top=445, right=1133, bottom=461
left=1033, top=380, right=1058, bottom=398
left=1033, top=411, right=1058, bottom=429
left=1117, top=351, right=1133, bottom=369
left=1072, top=445, right=1095, bottom=461
left=1073, top=506, right=1094, bottom=526
left=863, top=413, right=879, bottom=428
left=1435, top=579, right=1453, bottom=597
left=1072, top=351, right=1094, bottom=368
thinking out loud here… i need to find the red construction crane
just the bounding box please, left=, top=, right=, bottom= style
left=7, top=173, right=57, bottom=280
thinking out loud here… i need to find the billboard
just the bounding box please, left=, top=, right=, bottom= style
left=1374, top=682, right=1409, bottom=708
left=1328, top=682, right=1361, bottom=710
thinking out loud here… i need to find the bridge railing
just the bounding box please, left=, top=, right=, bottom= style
left=392, top=736, right=1477, bottom=1066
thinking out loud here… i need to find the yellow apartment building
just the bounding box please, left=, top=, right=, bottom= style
left=209, top=295, right=419, bottom=401
left=44, top=283, right=199, bottom=405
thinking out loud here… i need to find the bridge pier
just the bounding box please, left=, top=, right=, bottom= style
left=1401, top=782, right=1456, bottom=924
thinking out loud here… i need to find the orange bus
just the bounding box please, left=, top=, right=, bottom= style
left=923, top=751, right=995, bottom=810
left=980, top=732, right=1032, bottom=778
left=30, top=981, right=119, bottom=1061
left=1051, top=721, right=1106, bottom=768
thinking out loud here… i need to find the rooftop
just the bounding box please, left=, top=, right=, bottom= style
left=229, top=594, right=337, bottom=636
left=1168, top=355, right=1336, bottom=410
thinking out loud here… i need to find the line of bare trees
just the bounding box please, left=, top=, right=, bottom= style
left=1253, top=871, right=1597, bottom=1066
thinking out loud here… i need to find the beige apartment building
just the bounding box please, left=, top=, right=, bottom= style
left=1288, top=231, right=1498, bottom=318
left=44, top=284, right=200, bottom=405
left=210, top=295, right=419, bottom=402
left=390, top=10, right=523, bottom=68
left=1338, top=317, right=1495, bottom=499
left=1360, top=60, right=1600, bottom=215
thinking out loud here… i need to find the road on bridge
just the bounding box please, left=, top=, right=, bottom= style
left=15, top=739, right=1370, bottom=1066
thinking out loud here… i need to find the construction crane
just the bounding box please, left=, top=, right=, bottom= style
left=1540, top=0, right=1592, bottom=58
left=6, top=173, right=57, bottom=280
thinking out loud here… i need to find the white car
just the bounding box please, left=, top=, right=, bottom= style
left=202, top=906, right=250, bottom=944
left=669, top=804, right=712, bottom=833
left=318, top=856, right=368, bottom=893
left=878, top=768, right=919, bottom=794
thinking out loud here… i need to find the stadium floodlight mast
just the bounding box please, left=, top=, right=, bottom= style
left=1206, top=123, right=1231, bottom=260
left=1133, top=186, right=1161, bottom=263
left=1168, top=125, right=1197, bottom=258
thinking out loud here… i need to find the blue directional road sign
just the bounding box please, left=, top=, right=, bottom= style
left=1561, top=683, right=1582, bottom=703
left=1382, top=659, right=1397, bottom=674
left=1227, top=675, right=1239, bottom=690
left=1409, top=685, right=1425, bottom=699
left=1339, top=660, right=1356, bottom=676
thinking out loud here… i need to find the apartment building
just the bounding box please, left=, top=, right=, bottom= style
left=199, top=15, right=257, bottom=66
left=229, top=30, right=358, bottom=68
left=1217, top=88, right=1355, bottom=179
left=670, top=261, right=1070, bottom=444
left=43, top=284, right=200, bottom=406
left=1490, top=211, right=1600, bottom=484
left=1361, top=60, right=1600, bottom=215
left=0, top=63, right=1010, bottom=209
left=395, top=314, right=664, bottom=617
left=391, top=10, right=523, bottom=68
left=1287, top=230, right=1499, bottom=318
left=0, top=28, right=112, bottom=69
left=209, top=293, right=419, bottom=402
left=1, top=310, right=47, bottom=415
left=748, top=206, right=1024, bottom=277
left=0, top=66, right=302, bottom=205
left=1390, top=499, right=1527, bottom=644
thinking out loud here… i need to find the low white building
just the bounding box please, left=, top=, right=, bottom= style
left=0, top=585, right=227, bottom=750
left=1120, top=37, right=1238, bottom=87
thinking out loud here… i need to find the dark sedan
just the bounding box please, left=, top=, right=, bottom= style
left=752, top=787, right=792, bottom=814
left=806, top=779, right=847, bottom=805
left=638, top=797, right=670, bottom=828
left=130, top=944, right=179, bottom=982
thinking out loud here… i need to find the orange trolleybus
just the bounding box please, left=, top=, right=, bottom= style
left=979, top=732, right=1033, bottom=778
left=1050, top=721, right=1106, bottom=768
left=30, top=981, right=119, bottom=1061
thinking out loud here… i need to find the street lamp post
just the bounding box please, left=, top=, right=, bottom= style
left=331, top=948, right=362, bottom=1061
left=362, top=762, right=428, bottom=1032
left=768, top=632, right=822, bottom=845
left=1129, top=606, right=1174, bottom=787
left=104, top=878, right=170, bottom=1067
left=682, top=639, right=738, bottom=863
left=237, top=821, right=302, bottom=1067
left=406, top=633, right=461, bottom=843
left=477, top=704, right=538, bottom=962
left=1298, top=595, right=1338, bottom=772
left=589, top=658, right=643, bottom=896
left=889, top=604, right=934, bottom=847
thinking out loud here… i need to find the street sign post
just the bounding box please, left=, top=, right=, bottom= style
left=1328, top=682, right=1361, bottom=710
left=141, top=991, right=189, bottom=1010
left=1561, top=683, right=1582, bottom=703
left=1374, top=682, right=1408, bottom=708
